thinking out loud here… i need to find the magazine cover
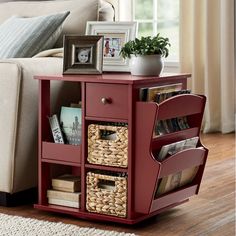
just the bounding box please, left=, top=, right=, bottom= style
left=155, top=166, right=199, bottom=197
left=60, top=106, right=82, bottom=145
left=158, top=136, right=199, bottom=161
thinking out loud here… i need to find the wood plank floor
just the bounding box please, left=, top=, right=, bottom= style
left=0, top=133, right=235, bottom=235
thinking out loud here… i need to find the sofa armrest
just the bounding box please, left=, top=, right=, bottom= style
left=0, top=61, right=22, bottom=193
left=0, top=57, right=80, bottom=193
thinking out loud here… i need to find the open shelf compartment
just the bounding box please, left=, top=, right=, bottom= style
left=38, top=162, right=81, bottom=207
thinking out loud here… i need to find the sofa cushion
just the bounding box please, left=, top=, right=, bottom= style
left=0, top=0, right=100, bottom=47
left=0, top=11, right=70, bottom=59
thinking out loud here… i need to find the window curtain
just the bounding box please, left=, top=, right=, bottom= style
left=179, top=0, right=235, bottom=133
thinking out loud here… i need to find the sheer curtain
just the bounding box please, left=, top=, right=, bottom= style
left=180, top=0, right=235, bottom=133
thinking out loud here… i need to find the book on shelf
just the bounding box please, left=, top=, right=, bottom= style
left=157, top=137, right=199, bottom=161
left=60, top=106, right=82, bottom=145
left=48, top=114, right=64, bottom=144
left=155, top=166, right=199, bottom=197
left=47, top=189, right=81, bottom=202
left=52, top=174, right=81, bottom=193
left=48, top=198, right=79, bottom=208
left=140, top=83, right=183, bottom=101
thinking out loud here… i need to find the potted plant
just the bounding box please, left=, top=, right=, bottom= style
left=120, top=33, right=171, bottom=76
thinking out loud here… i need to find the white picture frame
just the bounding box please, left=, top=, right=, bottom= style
left=86, top=21, right=137, bottom=72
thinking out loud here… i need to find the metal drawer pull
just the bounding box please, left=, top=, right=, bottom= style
left=101, top=97, right=111, bottom=105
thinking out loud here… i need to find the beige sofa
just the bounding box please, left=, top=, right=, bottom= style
left=0, top=0, right=114, bottom=205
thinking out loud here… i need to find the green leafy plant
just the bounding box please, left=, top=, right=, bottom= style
left=120, top=33, right=171, bottom=59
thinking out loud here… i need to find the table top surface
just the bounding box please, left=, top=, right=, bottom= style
left=35, top=73, right=191, bottom=85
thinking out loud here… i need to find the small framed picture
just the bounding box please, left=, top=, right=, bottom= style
left=63, top=35, right=104, bottom=74
left=86, top=22, right=137, bottom=72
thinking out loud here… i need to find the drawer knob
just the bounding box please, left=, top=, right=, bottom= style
left=101, top=97, right=111, bottom=105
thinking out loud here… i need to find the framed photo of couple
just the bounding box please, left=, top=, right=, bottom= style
left=63, top=35, right=103, bottom=74
left=86, top=21, right=137, bottom=72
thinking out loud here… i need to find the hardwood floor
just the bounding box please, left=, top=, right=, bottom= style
left=0, top=133, right=234, bottom=236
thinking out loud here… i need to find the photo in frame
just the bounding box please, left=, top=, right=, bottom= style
left=63, top=35, right=104, bottom=74
left=86, top=22, right=137, bottom=72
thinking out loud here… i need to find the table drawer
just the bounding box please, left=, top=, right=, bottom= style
left=86, top=83, right=128, bottom=119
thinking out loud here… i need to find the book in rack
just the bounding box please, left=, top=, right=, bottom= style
left=48, top=115, right=64, bottom=144
left=140, top=83, right=183, bottom=101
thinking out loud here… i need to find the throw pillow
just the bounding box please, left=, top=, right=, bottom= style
left=0, top=11, right=70, bottom=59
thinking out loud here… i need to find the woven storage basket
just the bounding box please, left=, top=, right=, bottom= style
left=86, top=172, right=127, bottom=217
left=87, top=124, right=128, bottom=167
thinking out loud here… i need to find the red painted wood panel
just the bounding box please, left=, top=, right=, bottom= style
left=42, top=142, right=81, bottom=164
left=86, top=83, right=128, bottom=119
left=134, top=100, right=208, bottom=215
left=150, top=185, right=198, bottom=212
left=134, top=102, right=161, bottom=214
left=34, top=73, right=191, bottom=85
left=157, top=94, right=206, bottom=120
left=159, top=148, right=206, bottom=177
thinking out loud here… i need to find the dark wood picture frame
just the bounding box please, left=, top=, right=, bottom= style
left=63, top=35, right=104, bottom=75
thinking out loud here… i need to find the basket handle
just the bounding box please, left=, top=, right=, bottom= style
left=97, top=177, right=116, bottom=191
left=99, top=128, right=118, bottom=141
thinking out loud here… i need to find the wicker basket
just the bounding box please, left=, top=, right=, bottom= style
left=87, top=124, right=128, bottom=167
left=86, top=172, right=127, bottom=218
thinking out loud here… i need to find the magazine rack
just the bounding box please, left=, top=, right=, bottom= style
left=34, top=73, right=208, bottom=224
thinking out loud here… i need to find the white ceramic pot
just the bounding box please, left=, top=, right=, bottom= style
left=129, top=54, right=164, bottom=76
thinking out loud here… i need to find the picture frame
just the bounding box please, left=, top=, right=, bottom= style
left=86, top=22, right=137, bottom=72
left=63, top=35, right=104, bottom=75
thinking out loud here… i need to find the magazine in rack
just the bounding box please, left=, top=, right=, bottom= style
left=155, top=166, right=199, bottom=197
left=157, top=136, right=199, bottom=161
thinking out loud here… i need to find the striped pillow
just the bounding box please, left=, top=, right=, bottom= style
left=0, top=11, right=70, bottom=59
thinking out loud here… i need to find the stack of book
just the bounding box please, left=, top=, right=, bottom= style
left=47, top=174, right=81, bottom=208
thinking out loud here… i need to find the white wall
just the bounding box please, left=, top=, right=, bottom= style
left=118, top=0, right=132, bottom=21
